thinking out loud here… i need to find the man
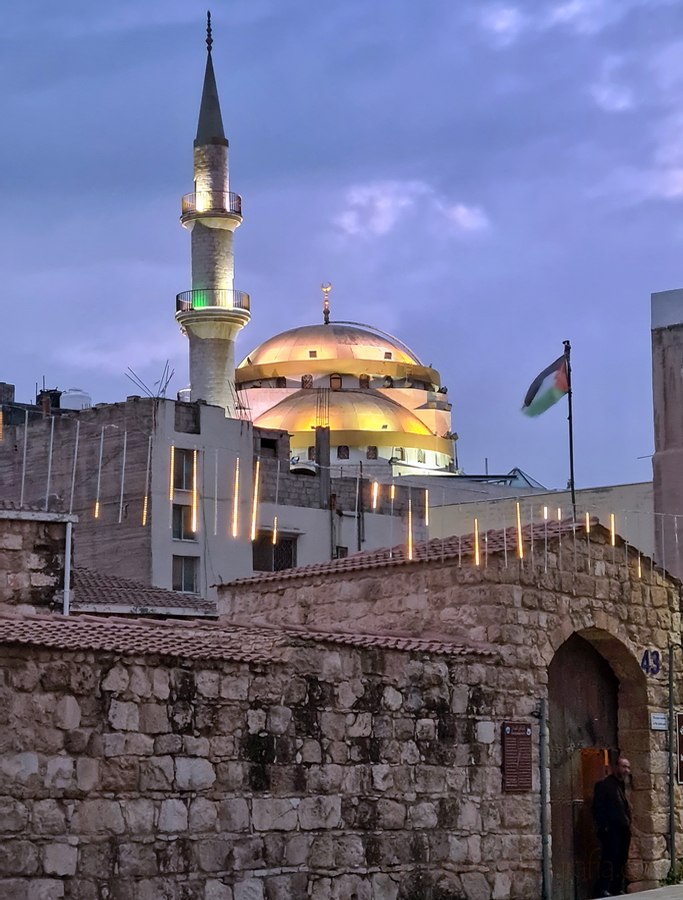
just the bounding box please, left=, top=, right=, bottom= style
left=592, top=756, right=632, bottom=897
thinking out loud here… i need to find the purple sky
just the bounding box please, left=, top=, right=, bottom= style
left=3, top=0, right=682, bottom=489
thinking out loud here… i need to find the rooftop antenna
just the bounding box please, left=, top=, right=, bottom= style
left=321, top=282, right=332, bottom=325
left=125, top=368, right=155, bottom=398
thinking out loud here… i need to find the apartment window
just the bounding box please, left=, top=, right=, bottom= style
left=308, top=350, right=317, bottom=358
left=173, top=448, right=194, bottom=491
left=253, top=533, right=298, bottom=572
left=172, top=555, right=199, bottom=593
left=337, top=445, right=350, bottom=460
left=329, top=374, right=342, bottom=391
left=260, top=437, right=278, bottom=458
left=417, top=449, right=426, bottom=464
left=172, top=505, right=196, bottom=541
left=301, top=375, right=313, bottom=389
left=359, top=374, right=370, bottom=389
left=366, top=446, right=378, bottom=460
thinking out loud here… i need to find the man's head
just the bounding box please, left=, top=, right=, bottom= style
left=614, top=757, right=631, bottom=781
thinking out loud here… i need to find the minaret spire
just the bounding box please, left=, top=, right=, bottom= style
left=175, top=15, right=250, bottom=417
left=321, top=282, right=332, bottom=325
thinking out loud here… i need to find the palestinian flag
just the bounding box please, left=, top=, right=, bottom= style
left=522, top=354, right=569, bottom=417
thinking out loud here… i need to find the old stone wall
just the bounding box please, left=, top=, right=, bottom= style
left=0, top=514, right=67, bottom=613
left=0, top=636, right=541, bottom=900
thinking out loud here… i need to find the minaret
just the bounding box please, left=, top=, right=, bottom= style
left=176, top=12, right=250, bottom=416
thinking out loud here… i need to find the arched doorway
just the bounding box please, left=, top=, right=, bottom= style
left=549, top=633, right=619, bottom=900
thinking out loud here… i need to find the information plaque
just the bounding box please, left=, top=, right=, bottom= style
left=502, top=721, right=533, bottom=792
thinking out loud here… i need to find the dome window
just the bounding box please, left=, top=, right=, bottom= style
left=275, top=377, right=287, bottom=388
left=367, top=446, right=378, bottom=460
left=359, top=374, right=370, bottom=389
left=384, top=351, right=393, bottom=360
left=307, top=446, right=315, bottom=461
left=337, top=445, right=350, bottom=460
left=301, top=375, right=313, bottom=389
left=330, top=374, right=342, bottom=391
left=383, top=376, right=394, bottom=388
left=394, top=447, right=405, bottom=461
left=417, top=449, right=426, bottom=464
left=309, top=350, right=318, bottom=358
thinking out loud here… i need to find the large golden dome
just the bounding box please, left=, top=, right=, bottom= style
left=240, top=323, right=422, bottom=368
left=254, top=389, right=452, bottom=455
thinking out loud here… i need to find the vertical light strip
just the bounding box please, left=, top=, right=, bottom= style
left=250, top=457, right=261, bottom=542
left=191, top=449, right=199, bottom=533
left=44, top=417, right=55, bottom=512
left=557, top=506, right=563, bottom=569
left=372, top=481, right=379, bottom=511
left=142, top=435, right=152, bottom=526
left=389, top=481, right=396, bottom=559
left=169, top=444, right=175, bottom=501
left=19, top=409, right=28, bottom=507
left=637, top=553, right=642, bottom=579
left=543, top=505, right=548, bottom=573
left=118, top=431, right=128, bottom=524
left=610, top=512, right=616, bottom=547
left=0, top=408, right=4, bottom=442
left=231, top=457, right=240, bottom=538
left=424, top=489, right=429, bottom=527
left=585, top=511, right=590, bottom=533
left=69, top=420, right=80, bottom=516
left=272, top=515, right=278, bottom=546
left=474, top=517, right=480, bottom=566
left=214, top=449, right=219, bottom=536
left=515, top=501, right=524, bottom=560
left=273, top=458, right=281, bottom=544
left=407, top=495, right=413, bottom=560
left=94, top=427, right=104, bottom=519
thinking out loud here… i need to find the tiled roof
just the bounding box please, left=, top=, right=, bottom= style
left=0, top=501, right=76, bottom=521
left=0, top=612, right=488, bottom=663
left=231, top=519, right=598, bottom=585
left=72, top=568, right=216, bottom=617
left=0, top=612, right=286, bottom=664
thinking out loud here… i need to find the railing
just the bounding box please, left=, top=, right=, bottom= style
left=176, top=289, right=251, bottom=313
left=181, top=191, right=242, bottom=217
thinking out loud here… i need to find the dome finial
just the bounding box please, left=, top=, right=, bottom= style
left=206, top=10, right=213, bottom=53
left=321, top=282, right=332, bottom=325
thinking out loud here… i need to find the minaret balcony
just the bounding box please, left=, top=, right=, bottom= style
left=181, top=191, right=242, bottom=224
left=176, top=289, right=250, bottom=313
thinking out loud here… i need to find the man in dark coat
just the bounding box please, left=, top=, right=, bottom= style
left=592, top=756, right=632, bottom=897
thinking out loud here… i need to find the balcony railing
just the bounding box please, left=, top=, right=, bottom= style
left=176, top=289, right=251, bottom=313
left=181, top=191, right=242, bottom=218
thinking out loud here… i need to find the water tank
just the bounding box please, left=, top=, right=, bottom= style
left=60, top=388, right=92, bottom=411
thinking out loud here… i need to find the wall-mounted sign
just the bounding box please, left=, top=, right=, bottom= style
left=502, top=721, right=533, bottom=792
left=650, top=712, right=668, bottom=731
left=677, top=713, right=683, bottom=784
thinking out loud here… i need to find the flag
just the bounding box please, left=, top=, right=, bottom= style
left=522, top=354, right=569, bottom=417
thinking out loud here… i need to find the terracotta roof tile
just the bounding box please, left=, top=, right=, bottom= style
left=283, top=627, right=495, bottom=658
left=231, top=519, right=596, bottom=585
left=72, top=568, right=216, bottom=617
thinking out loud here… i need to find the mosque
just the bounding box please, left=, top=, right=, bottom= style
left=176, top=15, right=456, bottom=477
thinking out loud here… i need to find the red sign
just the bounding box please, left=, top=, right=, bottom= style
left=502, top=721, right=533, bottom=792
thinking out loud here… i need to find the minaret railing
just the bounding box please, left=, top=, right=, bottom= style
left=176, top=289, right=250, bottom=313
left=181, top=191, right=242, bottom=217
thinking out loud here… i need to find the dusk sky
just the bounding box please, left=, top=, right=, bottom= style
left=3, top=0, right=682, bottom=490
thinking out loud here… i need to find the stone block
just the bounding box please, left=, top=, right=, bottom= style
left=460, top=872, right=491, bottom=900
left=370, top=874, right=399, bottom=900
left=0, top=752, right=39, bottom=782
left=0, top=798, right=28, bottom=831
left=252, top=798, right=298, bottom=831
left=196, top=838, right=232, bottom=873
left=140, top=755, right=174, bottom=791
left=298, top=795, right=341, bottom=830
left=233, top=880, right=264, bottom=900
left=42, top=843, right=78, bottom=877
left=32, top=800, right=66, bottom=834
left=27, top=881, right=65, bottom=900
left=129, top=666, right=153, bottom=698
left=347, top=712, right=372, bottom=737
left=205, top=880, right=233, bottom=900
left=219, top=797, right=250, bottom=832
left=108, top=699, right=139, bottom=731
left=72, top=799, right=125, bottom=835
left=376, top=799, right=406, bottom=829
left=44, top=757, right=74, bottom=790
left=247, top=709, right=267, bottom=733
left=267, top=706, right=292, bottom=735
left=159, top=798, right=188, bottom=832
left=101, top=664, right=129, bottom=693
left=372, top=764, right=393, bottom=792
left=189, top=797, right=219, bottom=832
left=477, top=721, right=495, bottom=743
left=117, top=842, right=157, bottom=878
left=54, top=696, right=81, bottom=730
left=408, top=801, right=438, bottom=829
left=184, top=736, right=210, bottom=756
left=0, top=840, right=39, bottom=875
left=102, top=734, right=127, bottom=757
left=139, top=703, right=170, bottom=734
left=121, top=798, right=156, bottom=834
left=176, top=756, right=216, bottom=790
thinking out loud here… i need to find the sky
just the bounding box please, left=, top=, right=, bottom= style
left=2, top=0, right=682, bottom=490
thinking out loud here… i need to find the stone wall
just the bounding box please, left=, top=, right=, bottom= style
left=0, top=513, right=69, bottom=613
left=0, top=634, right=540, bottom=900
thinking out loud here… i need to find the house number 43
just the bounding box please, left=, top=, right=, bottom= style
left=641, top=649, right=661, bottom=676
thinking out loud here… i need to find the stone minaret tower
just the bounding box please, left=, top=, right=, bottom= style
left=176, top=12, right=250, bottom=416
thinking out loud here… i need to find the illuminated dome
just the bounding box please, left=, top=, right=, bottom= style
left=240, top=322, right=422, bottom=369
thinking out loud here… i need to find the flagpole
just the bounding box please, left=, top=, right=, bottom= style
left=564, top=339, right=577, bottom=520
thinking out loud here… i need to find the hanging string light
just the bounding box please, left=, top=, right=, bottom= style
left=231, top=457, right=240, bottom=538
left=371, top=481, right=379, bottom=511
left=250, top=457, right=261, bottom=542
left=610, top=512, right=616, bottom=547
left=191, top=449, right=199, bottom=533
left=424, top=488, right=429, bottom=527
left=142, top=435, right=152, bottom=526
left=214, top=449, right=219, bottom=536
left=474, top=517, right=480, bottom=567
left=273, top=459, right=281, bottom=545
left=515, top=501, right=524, bottom=560
left=94, top=427, right=104, bottom=519
left=19, top=410, right=28, bottom=508
left=44, top=417, right=55, bottom=512
left=407, top=494, right=413, bottom=561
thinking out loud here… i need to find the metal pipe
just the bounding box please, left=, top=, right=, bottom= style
left=20, top=409, right=28, bottom=507
left=669, top=643, right=677, bottom=879
left=44, top=416, right=55, bottom=511
left=539, top=697, right=552, bottom=900
left=62, top=521, right=72, bottom=616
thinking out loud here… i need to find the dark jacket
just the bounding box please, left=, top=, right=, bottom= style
left=593, top=774, right=631, bottom=833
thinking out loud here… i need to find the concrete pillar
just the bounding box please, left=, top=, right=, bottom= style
left=651, top=289, right=683, bottom=578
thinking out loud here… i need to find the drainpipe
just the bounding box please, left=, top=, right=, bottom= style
left=539, top=697, right=552, bottom=900
left=62, top=521, right=73, bottom=616
left=669, top=643, right=678, bottom=879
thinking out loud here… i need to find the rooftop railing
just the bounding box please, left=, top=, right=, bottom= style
left=176, top=289, right=251, bottom=313
left=181, top=191, right=242, bottom=218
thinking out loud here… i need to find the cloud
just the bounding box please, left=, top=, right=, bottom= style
left=478, top=5, right=527, bottom=46
left=333, top=180, right=490, bottom=239
left=590, top=57, right=634, bottom=112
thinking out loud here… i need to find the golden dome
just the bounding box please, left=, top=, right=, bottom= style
left=239, top=323, right=422, bottom=368
left=253, top=389, right=453, bottom=456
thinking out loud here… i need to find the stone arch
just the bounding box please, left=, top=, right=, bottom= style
left=547, top=627, right=650, bottom=900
